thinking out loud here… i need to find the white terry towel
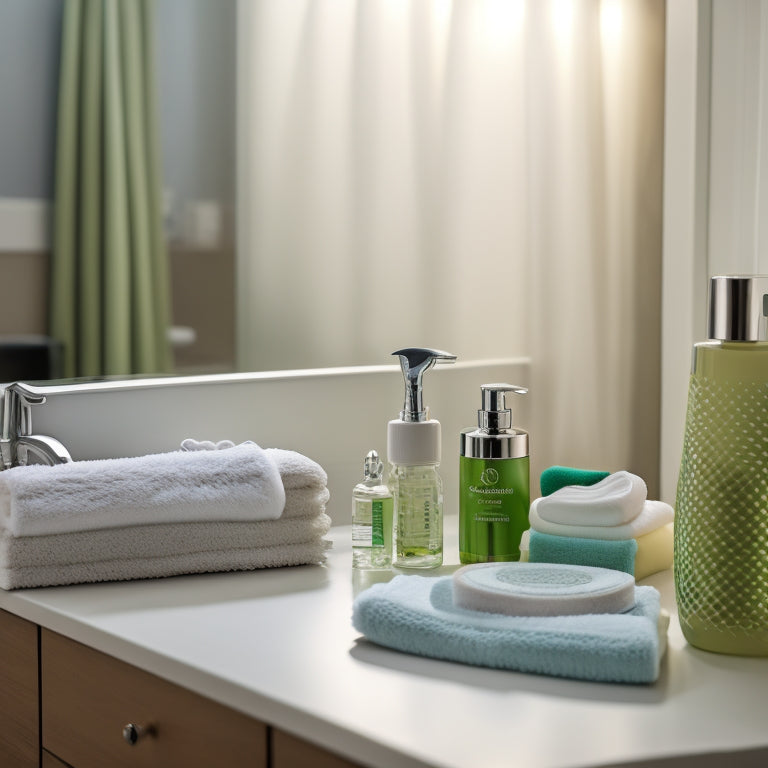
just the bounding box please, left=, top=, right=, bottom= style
left=0, top=539, right=332, bottom=590
left=529, top=499, right=674, bottom=540
left=0, top=442, right=285, bottom=538
left=533, top=471, right=647, bottom=527
left=181, top=439, right=328, bottom=490
left=0, top=513, right=332, bottom=570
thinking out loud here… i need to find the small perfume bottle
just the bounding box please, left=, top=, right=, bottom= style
left=352, top=450, right=393, bottom=569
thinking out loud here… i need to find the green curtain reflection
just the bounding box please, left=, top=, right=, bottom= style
left=50, top=0, right=171, bottom=378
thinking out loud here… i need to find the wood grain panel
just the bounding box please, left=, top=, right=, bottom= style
left=0, top=609, right=39, bottom=768
left=41, top=629, right=266, bottom=768
left=272, top=729, right=363, bottom=768
left=43, top=748, right=74, bottom=767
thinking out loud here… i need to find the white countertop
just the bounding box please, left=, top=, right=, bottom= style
left=2, top=522, right=768, bottom=768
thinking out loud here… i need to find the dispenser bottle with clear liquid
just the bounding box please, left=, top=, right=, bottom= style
left=675, top=275, right=768, bottom=656
left=388, top=347, right=456, bottom=569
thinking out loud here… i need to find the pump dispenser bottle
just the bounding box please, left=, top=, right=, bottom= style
left=388, top=347, right=456, bottom=569
left=459, top=384, right=529, bottom=564
left=675, top=275, right=768, bottom=656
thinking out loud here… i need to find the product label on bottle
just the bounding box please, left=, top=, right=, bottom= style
left=459, top=455, right=530, bottom=563
left=371, top=499, right=385, bottom=547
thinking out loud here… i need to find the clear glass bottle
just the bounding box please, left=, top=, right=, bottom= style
left=675, top=275, right=768, bottom=656
left=387, top=347, right=456, bottom=570
left=352, top=450, right=393, bottom=570
left=390, top=463, right=443, bottom=568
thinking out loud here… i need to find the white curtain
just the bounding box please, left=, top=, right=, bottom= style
left=237, top=0, right=664, bottom=495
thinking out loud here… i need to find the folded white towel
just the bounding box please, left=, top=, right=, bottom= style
left=0, top=539, right=331, bottom=590
left=282, top=487, right=330, bottom=518
left=181, top=439, right=328, bottom=490
left=0, top=442, right=286, bottom=538
left=533, top=471, right=647, bottom=527
left=266, top=448, right=328, bottom=489
left=529, top=499, right=674, bottom=540
left=0, top=513, right=332, bottom=569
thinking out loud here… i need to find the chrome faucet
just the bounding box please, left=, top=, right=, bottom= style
left=1, top=383, right=73, bottom=469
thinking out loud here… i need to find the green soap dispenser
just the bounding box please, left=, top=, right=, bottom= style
left=675, top=275, right=768, bottom=656
left=459, top=384, right=529, bottom=564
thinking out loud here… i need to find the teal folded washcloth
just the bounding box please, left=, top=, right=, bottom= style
left=352, top=575, right=663, bottom=684
left=528, top=530, right=637, bottom=575
left=540, top=465, right=609, bottom=496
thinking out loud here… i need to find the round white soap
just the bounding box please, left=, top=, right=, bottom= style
left=452, top=562, right=635, bottom=617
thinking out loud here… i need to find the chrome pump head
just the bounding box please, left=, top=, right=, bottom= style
left=392, top=347, right=457, bottom=422
left=478, top=383, right=528, bottom=433
left=709, top=275, right=768, bottom=341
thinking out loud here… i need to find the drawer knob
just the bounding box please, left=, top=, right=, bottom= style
left=122, top=723, right=152, bottom=746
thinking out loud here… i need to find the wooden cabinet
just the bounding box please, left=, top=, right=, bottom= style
left=272, top=730, right=362, bottom=768
left=41, top=629, right=267, bottom=768
left=0, top=609, right=362, bottom=768
left=0, top=609, right=39, bottom=768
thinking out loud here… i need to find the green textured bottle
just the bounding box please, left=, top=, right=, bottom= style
left=675, top=275, right=768, bottom=656
left=459, top=384, right=530, bottom=564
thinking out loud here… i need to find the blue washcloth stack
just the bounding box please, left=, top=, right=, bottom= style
left=527, top=467, right=674, bottom=580
left=352, top=574, right=665, bottom=684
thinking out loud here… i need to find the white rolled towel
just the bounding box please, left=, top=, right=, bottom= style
left=533, top=471, right=647, bottom=527
left=529, top=499, right=674, bottom=540
left=0, top=442, right=285, bottom=537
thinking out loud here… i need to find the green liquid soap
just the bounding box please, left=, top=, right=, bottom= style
left=390, top=464, right=443, bottom=568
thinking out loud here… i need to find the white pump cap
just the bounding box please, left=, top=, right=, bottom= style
left=388, top=418, right=441, bottom=466
left=387, top=347, right=455, bottom=467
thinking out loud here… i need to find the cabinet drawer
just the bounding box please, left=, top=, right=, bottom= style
left=272, top=729, right=363, bottom=768
left=0, top=609, right=39, bottom=768
left=41, top=629, right=266, bottom=768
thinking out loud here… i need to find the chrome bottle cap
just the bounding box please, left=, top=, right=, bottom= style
left=709, top=275, right=768, bottom=341
left=460, top=384, right=528, bottom=460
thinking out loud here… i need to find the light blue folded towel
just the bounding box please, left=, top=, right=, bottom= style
left=352, top=575, right=663, bottom=684
left=528, top=530, right=637, bottom=575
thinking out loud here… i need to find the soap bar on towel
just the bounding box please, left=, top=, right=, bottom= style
left=352, top=575, right=664, bottom=684
left=452, top=562, right=636, bottom=616
left=528, top=530, right=637, bottom=575
left=529, top=499, right=673, bottom=541
left=540, top=466, right=609, bottom=496
left=534, top=471, right=647, bottom=527
left=0, top=443, right=286, bottom=537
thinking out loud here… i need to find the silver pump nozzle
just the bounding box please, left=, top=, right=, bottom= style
left=478, top=383, right=527, bottom=433
left=709, top=275, right=768, bottom=341
left=392, top=347, right=457, bottom=422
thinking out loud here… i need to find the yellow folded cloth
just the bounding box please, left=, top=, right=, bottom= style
left=634, top=522, right=673, bottom=580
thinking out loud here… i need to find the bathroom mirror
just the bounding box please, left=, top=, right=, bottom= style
left=0, top=0, right=665, bottom=402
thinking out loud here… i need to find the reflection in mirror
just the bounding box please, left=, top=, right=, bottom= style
left=0, top=0, right=666, bottom=501
left=0, top=0, right=236, bottom=380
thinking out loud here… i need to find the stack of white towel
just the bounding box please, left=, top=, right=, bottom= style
left=0, top=440, right=331, bottom=589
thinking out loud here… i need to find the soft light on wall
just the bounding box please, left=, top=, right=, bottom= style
left=237, top=0, right=665, bottom=493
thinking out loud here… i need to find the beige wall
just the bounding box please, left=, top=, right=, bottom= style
left=0, top=246, right=235, bottom=375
